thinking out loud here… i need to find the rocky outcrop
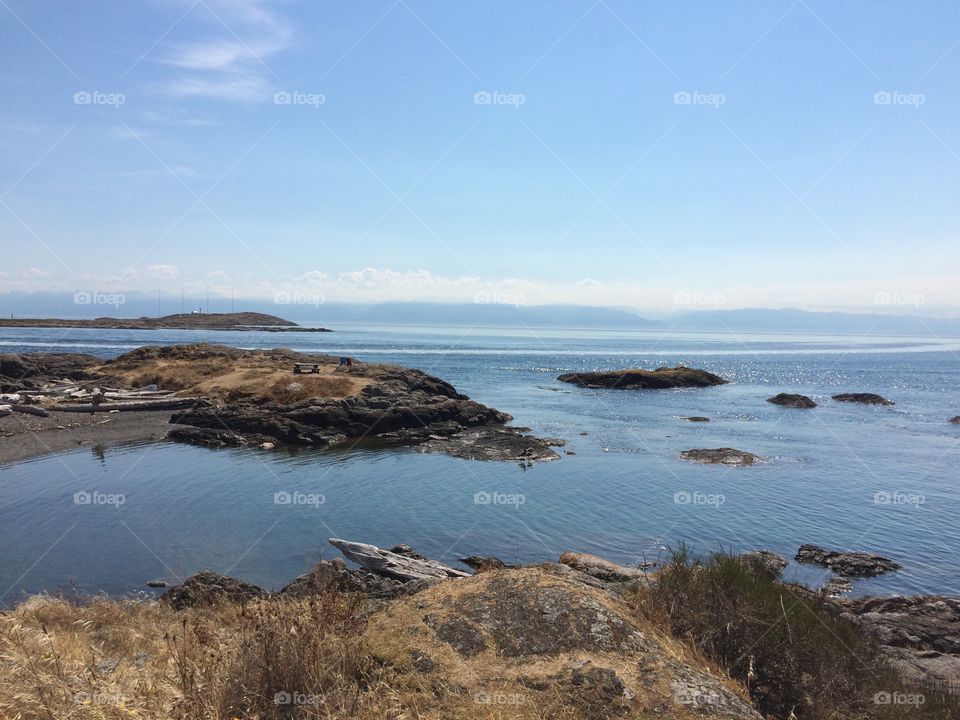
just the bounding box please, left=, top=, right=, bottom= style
left=156, top=345, right=557, bottom=461
left=795, top=544, right=901, bottom=577
left=832, top=393, right=894, bottom=406
left=557, top=366, right=728, bottom=389
left=836, top=595, right=960, bottom=687
left=767, top=393, right=817, bottom=408
left=0, top=352, right=99, bottom=391
left=368, top=566, right=762, bottom=718
left=680, top=447, right=763, bottom=466
left=159, top=571, right=267, bottom=609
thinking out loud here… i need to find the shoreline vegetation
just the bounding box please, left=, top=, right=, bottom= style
left=2, top=338, right=958, bottom=716
left=0, top=311, right=333, bottom=332
left=0, top=542, right=956, bottom=719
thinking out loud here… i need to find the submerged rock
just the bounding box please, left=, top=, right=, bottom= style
left=414, top=425, right=560, bottom=462
left=832, top=393, right=894, bottom=406
left=683, top=416, right=710, bottom=422
left=680, top=447, right=762, bottom=466
left=557, top=366, right=728, bottom=390
left=795, top=544, right=901, bottom=577
left=767, top=393, right=817, bottom=408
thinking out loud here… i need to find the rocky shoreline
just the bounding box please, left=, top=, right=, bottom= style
left=153, top=539, right=958, bottom=696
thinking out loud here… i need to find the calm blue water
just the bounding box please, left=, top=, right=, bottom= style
left=1, top=324, right=958, bottom=604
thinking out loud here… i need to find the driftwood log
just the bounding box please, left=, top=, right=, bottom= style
left=48, top=398, right=208, bottom=412
left=12, top=404, right=50, bottom=418
left=558, top=551, right=649, bottom=583
left=329, top=538, right=471, bottom=582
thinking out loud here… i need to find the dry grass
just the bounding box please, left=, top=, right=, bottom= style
left=627, top=548, right=960, bottom=720
left=0, top=568, right=751, bottom=720
left=101, top=356, right=368, bottom=403
left=0, top=591, right=406, bottom=720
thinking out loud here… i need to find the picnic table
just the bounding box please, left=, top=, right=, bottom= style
left=293, top=362, right=321, bottom=374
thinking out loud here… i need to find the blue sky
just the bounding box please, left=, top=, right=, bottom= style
left=2, top=0, right=959, bottom=313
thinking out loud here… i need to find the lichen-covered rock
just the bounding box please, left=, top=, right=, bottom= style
left=160, top=571, right=267, bottom=609
left=365, top=567, right=762, bottom=718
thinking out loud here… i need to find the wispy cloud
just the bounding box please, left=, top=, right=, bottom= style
left=159, top=0, right=292, bottom=102
left=166, top=75, right=270, bottom=102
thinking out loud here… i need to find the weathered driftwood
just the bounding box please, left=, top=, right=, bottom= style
left=48, top=398, right=208, bottom=412
left=12, top=404, right=50, bottom=418
left=558, top=551, right=648, bottom=583
left=329, top=538, right=471, bottom=581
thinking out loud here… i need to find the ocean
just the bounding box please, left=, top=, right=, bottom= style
left=1, top=323, right=958, bottom=604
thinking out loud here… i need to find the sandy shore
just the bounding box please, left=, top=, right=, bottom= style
left=0, top=410, right=173, bottom=465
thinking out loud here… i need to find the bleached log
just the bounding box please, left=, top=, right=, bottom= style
left=48, top=398, right=208, bottom=412
left=12, top=404, right=50, bottom=417
left=329, top=538, right=470, bottom=582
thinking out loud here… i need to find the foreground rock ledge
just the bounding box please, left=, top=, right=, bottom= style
left=153, top=539, right=955, bottom=704
left=557, top=366, right=728, bottom=389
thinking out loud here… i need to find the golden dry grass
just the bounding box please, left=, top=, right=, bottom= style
left=100, top=356, right=368, bottom=403
left=0, top=569, right=737, bottom=720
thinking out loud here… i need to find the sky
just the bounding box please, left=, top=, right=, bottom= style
left=1, top=0, right=959, bottom=315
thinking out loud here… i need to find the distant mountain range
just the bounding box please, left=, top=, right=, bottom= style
left=1, top=291, right=959, bottom=337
